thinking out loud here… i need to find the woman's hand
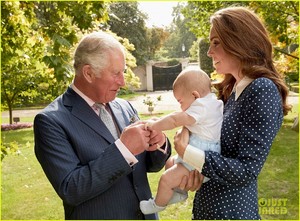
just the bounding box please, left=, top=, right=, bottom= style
left=175, top=127, right=204, bottom=191
left=174, top=127, right=189, bottom=158
left=178, top=170, right=204, bottom=192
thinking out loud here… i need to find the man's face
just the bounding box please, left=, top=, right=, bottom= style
left=91, top=50, right=126, bottom=104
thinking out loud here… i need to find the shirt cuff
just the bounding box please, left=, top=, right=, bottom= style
left=156, top=134, right=169, bottom=154
left=115, top=139, right=138, bottom=167
left=183, top=144, right=205, bottom=172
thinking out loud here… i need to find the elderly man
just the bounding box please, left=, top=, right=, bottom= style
left=34, top=32, right=172, bottom=219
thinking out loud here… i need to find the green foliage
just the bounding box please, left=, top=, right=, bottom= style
left=35, top=1, right=109, bottom=82
left=249, top=1, right=298, bottom=45
left=143, top=95, right=162, bottom=107
left=167, top=59, right=180, bottom=66
left=198, top=38, right=214, bottom=76
left=182, top=1, right=232, bottom=39
left=287, top=72, right=299, bottom=82
left=182, top=1, right=299, bottom=76
left=108, top=2, right=169, bottom=64
left=107, top=2, right=148, bottom=65
left=146, top=27, right=170, bottom=61
left=249, top=1, right=299, bottom=76
left=189, top=40, right=199, bottom=62
left=1, top=141, right=20, bottom=161
left=1, top=1, right=49, bottom=123
left=1, top=1, right=142, bottom=121
left=161, top=2, right=197, bottom=59
left=119, top=68, right=141, bottom=95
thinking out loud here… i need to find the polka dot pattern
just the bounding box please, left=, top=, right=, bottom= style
left=192, top=78, right=284, bottom=220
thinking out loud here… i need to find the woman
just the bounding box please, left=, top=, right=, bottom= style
left=174, top=6, right=291, bottom=220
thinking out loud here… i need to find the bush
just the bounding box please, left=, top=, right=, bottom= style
left=1, top=123, right=33, bottom=131
left=287, top=72, right=299, bottom=82
left=198, top=38, right=214, bottom=77
left=167, top=59, right=180, bottom=66
left=1, top=141, right=20, bottom=161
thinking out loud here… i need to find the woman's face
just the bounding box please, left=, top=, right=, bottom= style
left=207, top=26, right=243, bottom=82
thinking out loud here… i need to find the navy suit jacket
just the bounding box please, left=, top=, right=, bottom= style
left=34, top=87, right=171, bottom=219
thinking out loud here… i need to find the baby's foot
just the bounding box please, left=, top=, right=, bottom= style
left=140, top=198, right=166, bottom=215
left=168, top=190, right=188, bottom=205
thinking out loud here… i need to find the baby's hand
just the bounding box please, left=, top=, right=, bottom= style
left=144, top=117, right=160, bottom=131
left=144, top=120, right=155, bottom=131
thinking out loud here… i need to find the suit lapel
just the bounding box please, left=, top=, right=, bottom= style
left=109, top=101, right=128, bottom=132
left=63, top=87, right=115, bottom=143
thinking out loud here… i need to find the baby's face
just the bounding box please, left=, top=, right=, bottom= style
left=173, top=88, right=195, bottom=111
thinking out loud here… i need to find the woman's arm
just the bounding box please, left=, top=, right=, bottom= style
left=174, top=127, right=206, bottom=172
left=174, top=127, right=204, bottom=191
left=175, top=79, right=283, bottom=186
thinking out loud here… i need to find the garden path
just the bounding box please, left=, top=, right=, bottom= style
left=1, top=91, right=298, bottom=119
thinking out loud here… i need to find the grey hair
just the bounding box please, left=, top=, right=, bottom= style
left=73, top=32, right=125, bottom=76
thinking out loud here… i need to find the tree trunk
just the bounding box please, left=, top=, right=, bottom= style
left=8, top=103, right=13, bottom=125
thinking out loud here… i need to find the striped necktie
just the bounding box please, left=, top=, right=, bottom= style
left=96, top=103, right=118, bottom=140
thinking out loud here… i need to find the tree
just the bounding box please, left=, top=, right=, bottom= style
left=182, top=1, right=299, bottom=75
left=107, top=2, right=169, bottom=64
left=182, top=1, right=236, bottom=39
left=248, top=1, right=298, bottom=46
left=34, top=1, right=109, bottom=96
left=1, top=1, right=142, bottom=123
left=249, top=1, right=299, bottom=80
left=160, top=2, right=197, bottom=59
left=146, top=27, right=170, bottom=60
left=1, top=1, right=48, bottom=124
left=199, top=39, right=214, bottom=76
left=107, top=2, right=148, bottom=65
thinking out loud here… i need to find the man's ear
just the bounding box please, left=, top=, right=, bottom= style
left=82, top=65, right=94, bottom=83
left=192, top=91, right=201, bottom=98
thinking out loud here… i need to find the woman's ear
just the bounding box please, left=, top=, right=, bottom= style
left=192, top=91, right=201, bottom=99
left=82, top=65, right=94, bottom=83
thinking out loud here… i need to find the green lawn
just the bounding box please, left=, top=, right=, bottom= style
left=1, top=108, right=299, bottom=220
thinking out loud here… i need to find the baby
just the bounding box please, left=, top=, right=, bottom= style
left=140, top=67, right=223, bottom=214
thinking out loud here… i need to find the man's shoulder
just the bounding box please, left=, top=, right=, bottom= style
left=37, top=96, right=62, bottom=115
left=112, top=98, right=132, bottom=109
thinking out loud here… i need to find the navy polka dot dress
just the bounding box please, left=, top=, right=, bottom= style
left=192, top=78, right=284, bottom=219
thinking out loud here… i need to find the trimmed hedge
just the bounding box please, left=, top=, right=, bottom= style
left=1, top=123, right=33, bottom=131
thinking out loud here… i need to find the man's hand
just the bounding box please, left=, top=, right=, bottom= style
left=120, top=123, right=150, bottom=155
left=147, top=129, right=166, bottom=152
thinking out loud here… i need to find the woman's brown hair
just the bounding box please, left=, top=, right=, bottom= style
left=211, top=6, right=291, bottom=115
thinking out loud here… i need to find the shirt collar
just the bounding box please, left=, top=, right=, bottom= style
left=233, top=76, right=254, bottom=100
left=71, top=83, right=96, bottom=108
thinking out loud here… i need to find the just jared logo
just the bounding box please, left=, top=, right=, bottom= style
left=258, top=198, right=288, bottom=215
